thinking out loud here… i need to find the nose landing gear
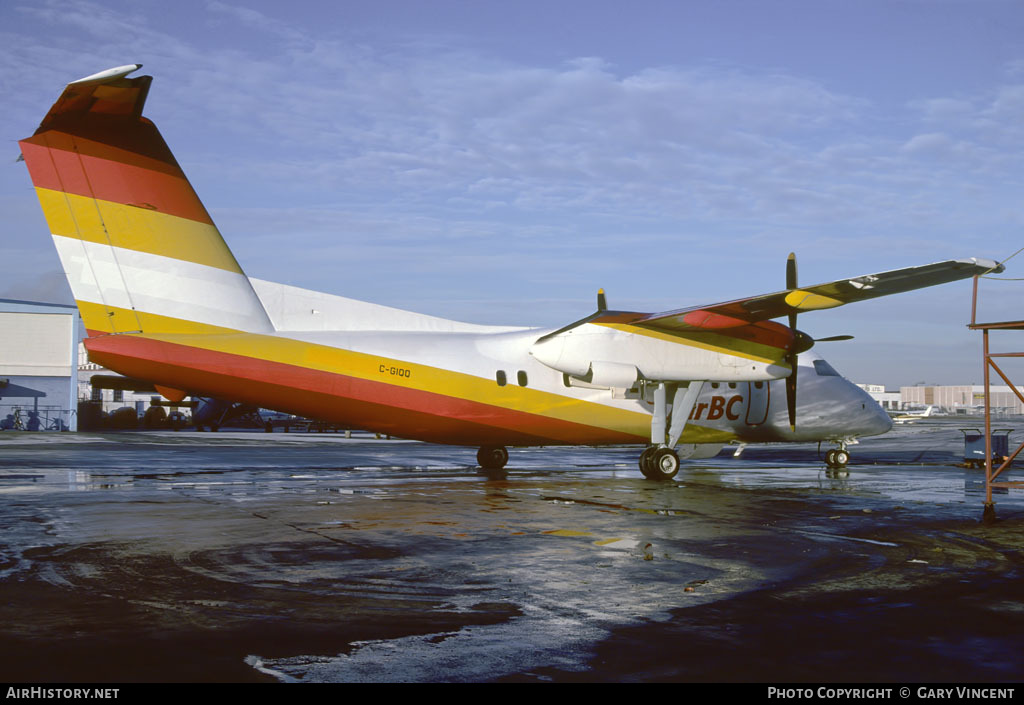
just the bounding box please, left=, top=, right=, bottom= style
left=824, top=446, right=850, bottom=469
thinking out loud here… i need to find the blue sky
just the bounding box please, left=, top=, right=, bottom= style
left=2, top=0, right=1022, bottom=387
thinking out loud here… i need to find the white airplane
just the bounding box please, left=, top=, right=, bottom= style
left=890, top=405, right=935, bottom=424
left=17, top=65, right=1003, bottom=478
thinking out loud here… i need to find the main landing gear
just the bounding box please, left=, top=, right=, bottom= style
left=638, top=380, right=705, bottom=481
left=477, top=445, right=509, bottom=470
left=639, top=446, right=680, bottom=480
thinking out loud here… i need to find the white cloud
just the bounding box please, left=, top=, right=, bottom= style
left=4, top=0, right=1024, bottom=335
left=900, top=132, right=955, bottom=156
left=910, top=97, right=976, bottom=124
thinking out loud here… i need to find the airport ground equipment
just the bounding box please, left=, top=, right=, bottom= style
left=959, top=428, right=1012, bottom=469
left=968, top=274, right=1024, bottom=522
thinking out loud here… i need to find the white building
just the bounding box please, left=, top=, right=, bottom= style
left=900, top=385, right=1024, bottom=414
left=0, top=299, right=79, bottom=431
left=856, top=383, right=901, bottom=410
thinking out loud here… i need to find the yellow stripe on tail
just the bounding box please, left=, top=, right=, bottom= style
left=19, top=65, right=273, bottom=336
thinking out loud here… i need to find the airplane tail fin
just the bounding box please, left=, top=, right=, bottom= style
left=18, top=65, right=273, bottom=337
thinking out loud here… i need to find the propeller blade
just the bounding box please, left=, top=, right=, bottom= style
left=815, top=335, right=854, bottom=342
left=786, top=354, right=797, bottom=431
left=786, top=252, right=798, bottom=331
left=785, top=252, right=799, bottom=429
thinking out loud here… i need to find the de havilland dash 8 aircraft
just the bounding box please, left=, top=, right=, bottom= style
left=18, top=65, right=1004, bottom=479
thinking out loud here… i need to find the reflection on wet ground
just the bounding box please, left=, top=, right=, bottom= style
left=1, top=419, right=1023, bottom=682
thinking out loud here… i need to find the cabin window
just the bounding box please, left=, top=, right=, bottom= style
left=496, top=370, right=507, bottom=386
left=728, top=382, right=737, bottom=389
left=517, top=371, right=528, bottom=387
left=711, top=382, right=720, bottom=389
left=754, top=381, right=764, bottom=389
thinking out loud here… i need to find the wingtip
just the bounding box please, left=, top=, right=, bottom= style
left=960, top=257, right=1006, bottom=275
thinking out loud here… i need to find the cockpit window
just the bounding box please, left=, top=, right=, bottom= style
left=812, top=359, right=841, bottom=377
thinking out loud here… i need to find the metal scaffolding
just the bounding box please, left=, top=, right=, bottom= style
left=969, top=275, right=1024, bottom=522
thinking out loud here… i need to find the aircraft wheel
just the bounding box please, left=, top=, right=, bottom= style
left=825, top=448, right=849, bottom=468
left=477, top=445, right=509, bottom=470
left=638, top=447, right=656, bottom=479
left=646, top=447, right=680, bottom=481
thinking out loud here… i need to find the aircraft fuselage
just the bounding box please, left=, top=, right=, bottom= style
left=83, top=322, right=891, bottom=448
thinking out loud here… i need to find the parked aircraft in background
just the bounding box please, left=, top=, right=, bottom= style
left=890, top=405, right=936, bottom=424
left=18, top=65, right=1003, bottom=477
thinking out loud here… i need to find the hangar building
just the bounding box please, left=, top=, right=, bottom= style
left=0, top=298, right=79, bottom=431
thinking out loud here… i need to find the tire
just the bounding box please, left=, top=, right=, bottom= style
left=825, top=448, right=849, bottom=468
left=639, top=447, right=656, bottom=479
left=646, top=447, right=680, bottom=481
left=477, top=445, right=509, bottom=470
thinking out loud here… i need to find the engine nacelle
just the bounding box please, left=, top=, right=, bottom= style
left=529, top=331, right=590, bottom=376
left=529, top=322, right=790, bottom=382
left=566, top=360, right=640, bottom=390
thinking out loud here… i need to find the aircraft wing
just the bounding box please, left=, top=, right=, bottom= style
left=630, top=257, right=1002, bottom=333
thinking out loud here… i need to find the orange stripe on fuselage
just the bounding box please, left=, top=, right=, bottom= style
left=84, top=334, right=646, bottom=446
left=81, top=325, right=648, bottom=434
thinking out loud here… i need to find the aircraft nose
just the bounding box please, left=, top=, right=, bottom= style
left=864, top=400, right=894, bottom=436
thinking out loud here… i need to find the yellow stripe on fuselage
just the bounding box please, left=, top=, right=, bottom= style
left=36, top=188, right=242, bottom=273
left=594, top=322, right=783, bottom=364
left=84, top=303, right=651, bottom=436
left=158, top=331, right=650, bottom=435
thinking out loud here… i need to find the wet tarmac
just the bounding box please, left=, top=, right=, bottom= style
left=2, top=419, right=1023, bottom=683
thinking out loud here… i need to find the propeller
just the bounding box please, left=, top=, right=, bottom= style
left=785, top=253, right=800, bottom=431
left=783, top=254, right=854, bottom=430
